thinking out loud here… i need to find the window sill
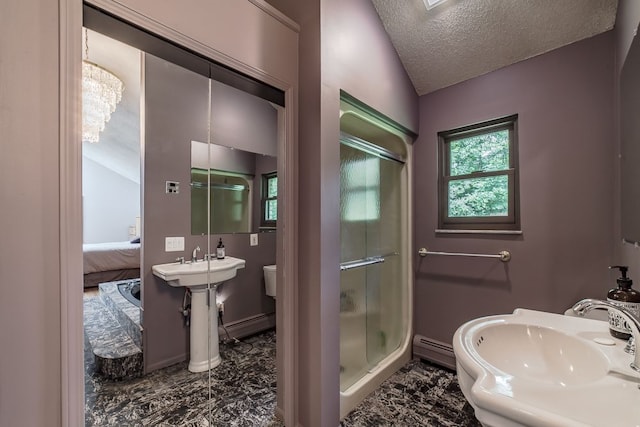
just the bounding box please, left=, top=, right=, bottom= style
left=435, top=229, right=523, bottom=235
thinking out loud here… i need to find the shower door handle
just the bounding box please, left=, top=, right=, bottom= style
left=339, top=256, right=385, bottom=271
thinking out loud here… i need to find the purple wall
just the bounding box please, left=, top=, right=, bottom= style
left=143, top=53, right=208, bottom=369
left=265, top=0, right=418, bottom=424
left=316, top=1, right=417, bottom=424
left=1, top=1, right=63, bottom=425
left=414, top=32, right=615, bottom=344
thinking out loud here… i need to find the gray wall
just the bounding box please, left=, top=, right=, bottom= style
left=414, top=32, right=615, bottom=344
left=143, top=54, right=276, bottom=371
left=266, top=0, right=418, bottom=424
left=83, top=158, right=140, bottom=243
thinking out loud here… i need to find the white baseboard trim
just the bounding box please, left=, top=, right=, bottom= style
left=412, top=334, right=456, bottom=370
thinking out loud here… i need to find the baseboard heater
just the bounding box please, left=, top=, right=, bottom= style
left=218, top=312, right=275, bottom=342
left=412, top=334, right=456, bottom=370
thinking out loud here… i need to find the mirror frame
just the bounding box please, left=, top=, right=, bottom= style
left=620, top=25, right=640, bottom=244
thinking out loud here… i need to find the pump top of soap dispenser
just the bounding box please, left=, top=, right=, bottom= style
left=610, top=265, right=632, bottom=288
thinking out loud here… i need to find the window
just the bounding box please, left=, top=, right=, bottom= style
left=261, top=172, right=277, bottom=227
left=438, top=114, right=520, bottom=231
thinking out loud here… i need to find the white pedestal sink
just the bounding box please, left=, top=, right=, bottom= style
left=453, top=309, right=640, bottom=426
left=152, top=256, right=245, bottom=372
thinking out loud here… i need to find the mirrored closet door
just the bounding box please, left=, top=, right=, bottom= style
left=82, top=4, right=283, bottom=424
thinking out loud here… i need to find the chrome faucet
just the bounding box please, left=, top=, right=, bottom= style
left=572, top=298, right=640, bottom=372
left=192, top=246, right=200, bottom=262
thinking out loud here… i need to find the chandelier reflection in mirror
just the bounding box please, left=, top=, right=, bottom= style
left=82, top=29, right=124, bottom=143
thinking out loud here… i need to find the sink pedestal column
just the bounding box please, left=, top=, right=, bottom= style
left=188, top=286, right=221, bottom=372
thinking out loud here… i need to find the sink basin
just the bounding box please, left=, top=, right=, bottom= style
left=454, top=309, right=640, bottom=427
left=472, top=323, right=609, bottom=386
left=152, top=256, right=245, bottom=287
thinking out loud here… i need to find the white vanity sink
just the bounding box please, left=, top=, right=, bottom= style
left=152, top=256, right=245, bottom=373
left=151, top=256, right=245, bottom=288
left=454, top=309, right=640, bottom=427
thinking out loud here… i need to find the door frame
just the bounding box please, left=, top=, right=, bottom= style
left=59, top=1, right=299, bottom=425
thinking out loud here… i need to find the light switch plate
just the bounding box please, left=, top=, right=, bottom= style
left=165, top=236, right=185, bottom=252
left=250, top=233, right=258, bottom=246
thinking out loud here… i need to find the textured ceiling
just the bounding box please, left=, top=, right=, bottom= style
left=371, top=0, right=618, bottom=95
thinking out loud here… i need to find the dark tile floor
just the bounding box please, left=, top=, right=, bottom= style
left=85, top=302, right=479, bottom=426
left=85, top=328, right=284, bottom=426
left=340, top=359, right=480, bottom=426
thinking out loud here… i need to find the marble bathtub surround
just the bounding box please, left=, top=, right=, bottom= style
left=99, top=280, right=142, bottom=347
left=84, top=283, right=143, bottom=380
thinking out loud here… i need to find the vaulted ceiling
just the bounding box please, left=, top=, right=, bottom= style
left=371, top=0, right=618, bottom=95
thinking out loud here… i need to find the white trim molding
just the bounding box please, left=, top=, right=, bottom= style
left=247, top=0, right=300, bottom=32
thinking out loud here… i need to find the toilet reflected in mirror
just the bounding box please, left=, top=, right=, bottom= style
left=263, top=264, right=276, bottom=298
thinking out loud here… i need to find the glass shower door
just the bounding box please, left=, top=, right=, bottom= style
left=339, top=133, right=405, bottom=391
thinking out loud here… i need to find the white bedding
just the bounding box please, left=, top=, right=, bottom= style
left=83, top=241, right=141, bottom=274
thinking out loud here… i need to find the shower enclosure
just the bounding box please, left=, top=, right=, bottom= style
left=339, top=98, right=413, bottom=417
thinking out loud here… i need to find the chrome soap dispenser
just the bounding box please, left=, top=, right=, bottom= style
left=607, top=265, right=640, bottom=340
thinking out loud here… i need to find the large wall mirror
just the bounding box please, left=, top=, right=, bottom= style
left=189, top=76, right=278, bottom=235
left=621, top=26, right=640, bottom=244
left=191, top=141, right=277, bottom=234
left=81, top=4, right=285, bottom=425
